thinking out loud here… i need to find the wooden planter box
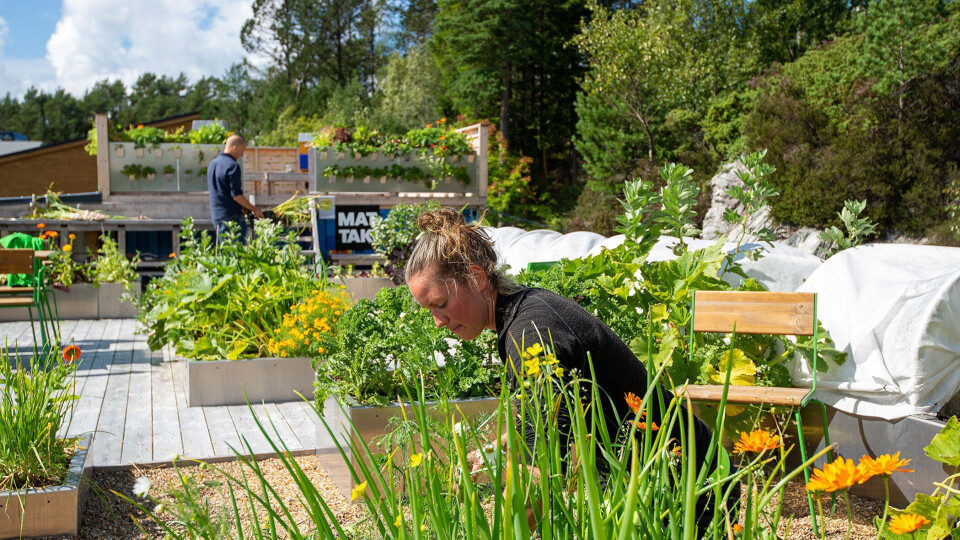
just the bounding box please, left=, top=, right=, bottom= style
left=336, top=277, right=395, bottom=301
left=0, top=432, right=92, bottom=538
left=185, top=356, right=315, bottom=407
left=0, top=283, right=138, bottom=321
left=316, top=396, right=499, bottom=497
left=312, top=147, right=480, bottom=193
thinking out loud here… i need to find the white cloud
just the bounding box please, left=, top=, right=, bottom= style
left=44, top=0, right=254, bottom=96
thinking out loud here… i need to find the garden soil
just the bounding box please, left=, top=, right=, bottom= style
left=40, top=455, right=884, bottom=538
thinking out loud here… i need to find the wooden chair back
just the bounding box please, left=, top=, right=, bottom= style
left=692, top=291, right=816, bottom=336
left=0, top=249, right=35, bottom=275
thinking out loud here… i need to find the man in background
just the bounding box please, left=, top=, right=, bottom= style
left=207, top=134, right=263, bottom=243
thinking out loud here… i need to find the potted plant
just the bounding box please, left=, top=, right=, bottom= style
left=314, top=285, right=499, bottom=492
left=89, top=233, right=140, bottom=318
left=163, top=164, right=176, bottom=180
left=143, top=166, right=156, bottom=181
left=138, top=219, right=330, bottom=406
left=0, top=345, right=92, bottom=538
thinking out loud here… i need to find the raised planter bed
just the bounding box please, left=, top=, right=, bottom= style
left=108, top=142, right=234, bottom=194
left=0, top=432, right=92, bottom=538
left=185, top=356, right=315, bottom=407
left=316, top=396, right=499, bottom=497
left=335, top=276, right=395, bottom=301
left=312, top=147, right=480, bottom=194
left=0, top=283, right=138, bottom=321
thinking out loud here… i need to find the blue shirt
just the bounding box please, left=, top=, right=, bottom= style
left=207, top=152, right=244, bottom=221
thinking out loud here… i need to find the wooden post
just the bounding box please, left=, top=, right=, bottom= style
left=95, top=113, right=110, bottom=201
left=477, top=124, right=488, bottom=198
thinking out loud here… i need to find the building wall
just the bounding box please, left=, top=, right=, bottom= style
left=0, top=114, right=200, bottom=198
left=0, top=141, right=96, bottom=198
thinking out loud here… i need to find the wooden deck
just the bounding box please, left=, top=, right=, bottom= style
left=0, top=319, right=337, bottom=470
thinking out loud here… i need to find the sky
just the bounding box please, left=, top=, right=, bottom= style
left=0, top=0, right=256, bottom=99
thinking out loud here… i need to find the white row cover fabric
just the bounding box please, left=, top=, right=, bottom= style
left=793, top=244, right=960, bottom=420
left=484, top=227, right=822, bottom=293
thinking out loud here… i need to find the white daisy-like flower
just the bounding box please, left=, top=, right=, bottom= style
left=133, top=476, right=152, bottom=498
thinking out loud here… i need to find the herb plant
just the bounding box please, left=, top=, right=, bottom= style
left=369, top=201, right=441, bottom=284
left=0, top=345, right=79, bottom=491
left=819, top=199, right=878, bottom=258
left=314, top=286, right=498, bottom=409
left=88, top=233, right=139, bottom=289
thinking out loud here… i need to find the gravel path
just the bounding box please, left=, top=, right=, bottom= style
left=47, top=456, right=886, bottom=538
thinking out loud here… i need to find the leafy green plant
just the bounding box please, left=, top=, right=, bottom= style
left=721, top=150, right=780, bottom=269
left=121, top=164, right=144, bottom=180
left=88, top=233, right=139, bottom=289
left=162, top=165, right=176, bottom=175
left=271, top=192, right=320, bottom=226
left=518, top=154, right=845, bottom=431
left=138, top=218, right=323, bottom=360
left=125, top=125, right=166, bottom=149
left=314, top=286, right=498, bottom=409
left=0, top=345, right=79, bottom=491
left=369, top=201, right=440, bottom=284
left=819, top=199, right=878, bottom=258
left=876, top=416, right=960, bottom=539
left=188, top=122, right=229, bottom=144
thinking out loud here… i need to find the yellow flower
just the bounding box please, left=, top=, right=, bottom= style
left=68, top=233, right=76, bottom=240
left=733, top=430, right=783, bottom=454
left=805, top=457, right=870, bottom=493
left=887, top=513, right=930, bottom=535
left=394, top=513, right=403, bottom=528
left=523, top=357, right=541, bottom=377
left=350, top=481, right=367, bottom=501
left=62, top=244, right=73, bottom=253
left=410, top=453, right=422, bottom=467
left=858, top=452, right=912, bottom=478
left=525, top=343, right=544, bottom=357
left=554, top=367, right=564, bottom=378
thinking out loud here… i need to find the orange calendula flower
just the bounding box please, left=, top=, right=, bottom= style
left=732, top=523, right=743, bottom=534
left=45, top=230, right=58, bottom=238
left=887, top=513, right=930, bottom=535
left=670, top=446, right=682, bottom=458
left=169, top=252, right=176, bottom=258
left=68, top=233, right=76, bottom=240
left=37, top=223, right=46, bottom=229
left=733, top=430, right=783, bottom=454
left=637, top=421, right=658, bottom=431
left=805, top=457, right=870, bottom=493
left=62, top=345, right=81, bottom=363
left=858, top=452, right=913, bottom=478
left=625, top=392, right=643, bottom=415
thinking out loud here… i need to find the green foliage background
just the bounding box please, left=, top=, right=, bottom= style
left=2, top=0, right=959, bottom=238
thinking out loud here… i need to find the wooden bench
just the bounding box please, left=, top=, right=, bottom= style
left=0, top=248, right=58, bottom=354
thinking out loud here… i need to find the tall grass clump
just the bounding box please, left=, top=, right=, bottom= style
left=0, top=345, right=79, bottom=490
left=121, top=328, right=833, bottom=538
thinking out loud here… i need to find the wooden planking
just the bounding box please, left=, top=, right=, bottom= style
left=64, top=318, right=122, bottom=438
left=226, top=404, right=274, bottom=456
left=257, top=402, right=303, bottom=451
left=169, top=348, right=215, bottom=460
left=0, top=249, right=33, bottom=274
left=151, top=347, right=183, bottom=461
left=90, top=319, right=135, bottom=467
left=673, top=384, right=811, bottom=407
left=119, top=339, right=153, bottom=464
left=692, top=291, right=816, bottom=336
left=202, top=405, right=244, bottom=457
left=0, top=320, right=31, bottom=348
left=278, top=400, right=319, bottom=449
